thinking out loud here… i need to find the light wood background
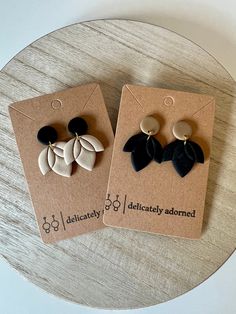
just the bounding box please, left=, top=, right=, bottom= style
left=0, top=19, right=236, bottom=309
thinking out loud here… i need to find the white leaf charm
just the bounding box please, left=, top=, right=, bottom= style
left=53, top=146, right=64, bottom=158
left=63, top=135, right=104, bottom=171
left=76, top=147, right=96, bottom=171
left=64, top=138, right=76, bottom=165
left=80, top=137, right=95, bottom=152
left=38, top=141, right=72, bottom=177
left=52, top=154, right=72, bottom=177
left=38, top=147, right=51, bottom=175
left=80, top=135, right=104, bottom=152
left=47, top=146, right=55, bottom=168
left=73, top=138, right=81, bottom=159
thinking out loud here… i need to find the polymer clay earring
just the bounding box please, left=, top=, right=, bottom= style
left=162, top=120, right=204, bottom=177
left=64, top=117, right=104, bottom=171
left=123, top=116, right=163, bottom=171
left=37, top=126, right=72, bottom=177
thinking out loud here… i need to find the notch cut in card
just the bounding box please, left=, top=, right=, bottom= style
left=9, top=83, right=114, bottom=243
left=103, top=84, right=215, bottom=239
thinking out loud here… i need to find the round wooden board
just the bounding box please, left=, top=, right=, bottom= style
left=0, top=19, right=236, bottom=309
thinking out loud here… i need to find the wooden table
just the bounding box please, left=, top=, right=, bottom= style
left=0, top=19, right=236, bottom=309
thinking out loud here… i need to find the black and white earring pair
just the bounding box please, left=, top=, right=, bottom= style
left=123, top=116, right=204, bottom=177
left=37, top=117, right=104, bottom=177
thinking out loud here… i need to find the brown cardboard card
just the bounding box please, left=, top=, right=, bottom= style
left=103, top=84, right=215, bottom=239
left=9, top=83, right=113, bottom=243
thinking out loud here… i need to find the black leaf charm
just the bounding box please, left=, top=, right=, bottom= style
left=163, top=139, right=204, bottom=177
left=123, top=116, right=163, bottom=171
left=184, top=141, right=196, bottom=161
left=162, top=140, right=180, bottom=161
left=172, top=142, right=194, bottom=177
left=123, top=134, right=163, bottom=171
left=162, top=120, right=205, bottom=177
left=123, top=133, right=147, bottom=152
left=146, top=137, right=163, bottom=163
left=131, top=140, right=152, bottom=171
left=185, top=141, right=204, bottom=163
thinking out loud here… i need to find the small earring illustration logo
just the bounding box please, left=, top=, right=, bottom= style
left=51, top=215, right=59, bottom=231
left=105, top=194, right=112, bottom=210
left=104, top=194, right=122, bottom=212
left=42, top=217, right=51, bottom=234
left=42, top=215, right=60, bottom=234
left=112, top=195, right=121, bottom=211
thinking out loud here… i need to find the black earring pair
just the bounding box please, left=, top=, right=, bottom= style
left=123, top=116, right=204, bottom=177
left=37, top=117, right=104, bottom=177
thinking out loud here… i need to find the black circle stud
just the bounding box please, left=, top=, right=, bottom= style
left=68, top=117, right=88, bottom=136
left=37, top=126, right=57, bottom=145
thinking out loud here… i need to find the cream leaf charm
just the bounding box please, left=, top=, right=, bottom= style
left=64, top=135, right=104, bottom=171
left=38, top=142, right=72, bottom=177
left=76, top=147, right=96, bottom=171
left=80, top=135, right=104, bottom=152
left=64, top=138, right=77, bottom=165
left=65, top=117, right=105, bottom=171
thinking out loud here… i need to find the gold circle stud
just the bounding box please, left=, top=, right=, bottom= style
left=140, top=116, right=160, bottom=136
left=172, top=120, right=192, bottom=141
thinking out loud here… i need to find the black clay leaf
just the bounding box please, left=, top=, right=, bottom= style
left=146, top=138, right=154, bottom=159
left=172, top=143, right=194, bottom=177
left=162, top=140, right=180, bottom=161
left=131, top=140, right=152, bottom=172
left=152, top=138, right=163, bottom=163
left=146, top=137, right=163, bottom=163
left=188, top=141, right=204, bottom=163
left=184, top=141, right=196, bottom=162
left=123, top=133, right=147, bottom=152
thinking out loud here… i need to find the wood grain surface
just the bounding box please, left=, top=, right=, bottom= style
left=0, top=19, right=236, bottom=309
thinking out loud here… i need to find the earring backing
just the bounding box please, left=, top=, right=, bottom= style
left=162, top=120, right=204, bottom=177
left=123, top=116, right=163, bottom=171
left=37, top=125, right=72, bottom=177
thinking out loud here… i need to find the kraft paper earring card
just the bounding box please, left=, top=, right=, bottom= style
left=103, top=84, right=215, bottom=239
left=9, top=83, right=113, bottom=243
